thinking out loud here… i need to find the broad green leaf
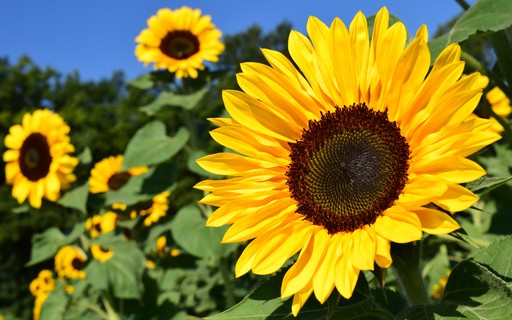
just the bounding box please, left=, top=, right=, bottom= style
left=77, top=147, right=92, bottom=166
left=105, top=163, right=175, bottom=206
left=122, top=120, right=189, bottom=170
left=129, top=73, right=154, bottom=90
left=140, top=87, right=210, bottom=116
left=429, top=0, right=512, bottom=63
left=57, top=182, right=89, bottom=213
left=170, top=204, right=237, bottom=258
left=27, top=223, right=85, bottom=266
left=40, top=289, right=69, bottom=320
left=85, top=236, right=145, bottom=299
left=466, top=176, right=512, bottom=194
left=208, top=270, right=386, bottom=320
left=398, top=236, right=512, bottom=319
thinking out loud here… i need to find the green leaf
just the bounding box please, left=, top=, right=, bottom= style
left=170, top=204, right=237, bottom=258
left=77, top=146, right=92, bottom=166
left=40, top=289, right=69, bottom=320
left=85, top=236, right=145, bottom=299
left=208, top=270, right=387, bottom=320
left=398, top=236, right=512, bottom=319
left=466, top=176, right=512, bottom=194
left=104, top=163, right=175, bottom=206
left=57, top=182, right=89, bottom=213
left=429, top=0, right=512, bottom=63
left=122, top=120, right=189, bottom=170
left=140, top=87, right=210, bottom=116
left=27, top=223, right=85, bottom=266
left=129, top=73, right=154, bottom=90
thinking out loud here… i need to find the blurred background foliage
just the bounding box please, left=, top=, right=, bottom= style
left=0, top=21, right=291, bottom=319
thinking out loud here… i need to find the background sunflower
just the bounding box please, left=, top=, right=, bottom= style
left=135, top=6, right=225, bottom=78
left=3, top=109, right=79, bottom=208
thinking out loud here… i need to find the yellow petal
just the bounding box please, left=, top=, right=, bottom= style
left=222, top=90, right=300, bottom=142
left=251, top=221, right=312, bottom=275
left=375, top=206, right=422, bottom=243
left=196, top=153, right=280, bottom=176
left=434, top=183, right=478, bottom=212
left=281, top=227, right=329, bottom=297
left=414, top=208, right=461, bottom=234
left=350, top=226, right=376, bottom=270
left=374, top=233, right=392, bottom=268
left=410, top=155, right=485, bottom=184
left=291, top=282, right=314, bottom=317
left=334, top=234, right=360, bottom=299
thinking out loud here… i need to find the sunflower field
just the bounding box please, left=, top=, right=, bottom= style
left=2, top=1, right=512, bottom=319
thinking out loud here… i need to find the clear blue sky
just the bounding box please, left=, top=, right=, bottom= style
left=0, top=0, right=473, bottom=81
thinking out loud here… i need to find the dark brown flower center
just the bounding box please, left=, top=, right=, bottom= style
left=160, top=30, right=200, bottom=60
left=71, top=257, right=83, bottom=270
left=286, top=103, right=410, bottom=234
left=19, top=133, right=52, bottom=181
left=107, top=172, right=131, bottom=191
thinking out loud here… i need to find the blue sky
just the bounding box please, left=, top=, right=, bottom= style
left=0, top=0, right=473, bottom=81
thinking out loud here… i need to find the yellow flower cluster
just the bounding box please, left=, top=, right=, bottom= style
left=29, top=270, right=56, bottom=320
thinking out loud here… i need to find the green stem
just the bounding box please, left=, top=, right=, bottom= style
left=391, top=241, right=430, bottom=306
left=454, top=0, right=471, bottom=10
left=102, top=293, right=120, bottom=320
left=491, top=31, right=512, bottom=88
left=77, top=301, right=110, bottom=320
left=325, top=291, right=341, bottom=320
left=219, top=257, right=236, bottom=308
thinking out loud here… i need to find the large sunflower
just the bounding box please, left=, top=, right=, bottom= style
left=195, top=7, right=501, bottom=315
left=88, top=155, right=148, bottom=194
left=3, top=109, right=79, bottom=208
left=135, top=6, right=224, bottom=78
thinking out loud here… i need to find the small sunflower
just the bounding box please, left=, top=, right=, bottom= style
left=29, top=269, right=55, bottom=297
left=135, top=6, right=224, bottom=78
left=29, top=270, right=56, bottom=320
left=156, top=235, right=167, bottom=255
left=431, top=271, right=450, bottom=300
left=88, top=155, right=148, bottom=194
left=85, top=211, right=118, bottom=238
left=137, top=191, right=171, bottom=226
left=195, top=7, right=500, bottom=316
left=485, top=86, right=511, bottom=133
left=54, top=245, right=87, bottom=279
left=3, top=109, right=79, bottom=208
left=91, top=244, right=114, bottom=262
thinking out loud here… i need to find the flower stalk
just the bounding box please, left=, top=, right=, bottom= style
left=391, top=241, right=430, bottom=306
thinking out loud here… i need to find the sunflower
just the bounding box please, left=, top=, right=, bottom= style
left=135, top=6, right=224, bottom=78
left=3, top=109, right=79, bottom=208
left=88, top=155, right=148, bottom=194
left=85, top=211, right=118, bottom=238
left=137, top=191, right=171, bottom=226
left=485, top=86, right=511, bottom=133
left=54, top=245, right=87, bottom=279
left=156, top=235, right=167, bottom=255
left=195, top=7, right=501, bottom=316
left=91, top=244, right=114, bottom=262
left=29, top=269, right=55, bottom=297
